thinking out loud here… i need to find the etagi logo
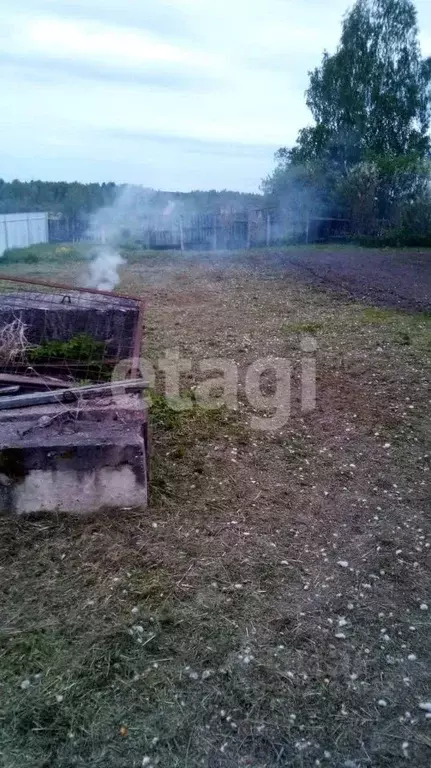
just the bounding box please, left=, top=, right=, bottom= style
left=112, top=335, right=317, bottom=432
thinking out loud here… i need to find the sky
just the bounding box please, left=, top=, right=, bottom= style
left=1, top=0, right=431, bottom=192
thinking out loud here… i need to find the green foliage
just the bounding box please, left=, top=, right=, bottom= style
left=282, top=321, right=323, bottom=333
left=306, top=0, right=430, bottom=160
left=27, top=334, right=112, bottom=381
left=1, top=243, right=88, bottom=265
left=0, top=180, right=262, bottom=222
left=0, top=179, right=117, bottom=216
left=28, top=334, right=106, bottom=363
left=357, top=229, right=431, bottom=247
left=264, top=0, right=431, bottom=243
left=358, top=307, right=431, bottom=349
left=149, top=391, right=244, bottom=441
left=361, top=307, right=400, bottom=323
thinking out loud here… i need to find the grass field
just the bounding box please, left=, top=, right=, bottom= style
left=0, top=247, right=430, bottom=767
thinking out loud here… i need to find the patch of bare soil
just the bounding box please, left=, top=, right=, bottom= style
left=0, top=250, right=429, bottom=767
left=247, top=246, right=431, bottom=311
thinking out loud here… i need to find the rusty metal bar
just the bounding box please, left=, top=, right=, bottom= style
left=131, top=300, right=145, bottom=379
left=0, top=272, right=140, bottom=302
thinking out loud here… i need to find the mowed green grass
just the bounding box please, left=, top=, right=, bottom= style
left=0, top=247, right=430, bottom=767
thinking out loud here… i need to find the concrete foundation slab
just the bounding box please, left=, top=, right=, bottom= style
left=0, top=395, right=148, bottom=515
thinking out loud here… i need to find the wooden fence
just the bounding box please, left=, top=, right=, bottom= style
left=48, top=210, right=353, bottom=249
left=131, top=211, right=353, bottom=250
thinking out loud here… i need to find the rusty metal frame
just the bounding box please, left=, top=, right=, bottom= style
left=0, top=272, right=145, bottom=380
left=0, top=272, right=137, bottom=301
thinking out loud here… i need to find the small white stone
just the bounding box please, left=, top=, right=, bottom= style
left=419, top=702, right=431, bottom=713
left=378, top=699, right=387, bottom=707
left=337, top=561, right=349, bottom=568
left=407, top=654, right=417, bottom=661
left=420, top=603, right=428, bottom=611
left=20, top=679, right=30, bottom=690
left=131, top=606, right=139, bottom=615
left=335, top=633, right=346, bottom=639
left=142, top=758, right=152, bottom=767
left=55, top=694, right=64, bottom=703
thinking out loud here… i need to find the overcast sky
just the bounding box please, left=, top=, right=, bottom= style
left=1, top=0, right=431, bottom=192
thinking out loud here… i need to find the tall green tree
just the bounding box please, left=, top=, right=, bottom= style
left=264, top=0, right=431, bottom=233
left=306, top=0, right=431, bottom=163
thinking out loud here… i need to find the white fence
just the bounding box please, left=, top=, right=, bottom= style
left=0, top=212, right=49, bottom=256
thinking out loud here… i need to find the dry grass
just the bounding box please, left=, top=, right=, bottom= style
left=0, top=318, right=32, bottom=365
left=0, top=249, right=430, bottom=767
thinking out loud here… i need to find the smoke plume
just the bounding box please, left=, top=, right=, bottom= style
left=84, top=246, right=124, bottom=292
left=81, top=187, right=141, bottom=291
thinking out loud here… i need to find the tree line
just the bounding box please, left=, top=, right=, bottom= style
left=263, top=0, right=431, bottom=245
left=0, top=180, right=260, bottom=226
left=2, top=0, right=430, bottom=248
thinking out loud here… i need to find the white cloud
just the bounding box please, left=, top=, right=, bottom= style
left=19, top=17, right=220, bottom=71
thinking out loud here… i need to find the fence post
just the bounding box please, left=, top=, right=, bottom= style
left=212, top=214, right=217, bottom=251
left=266, top=211, right=271, bottom=247
left=179, top=216, right=184, bottom=252
left=305, top=213, right=310, bottom=245
left=246, top=213, right=251, bottom=249
left=26, top=214, right=31, bottom=247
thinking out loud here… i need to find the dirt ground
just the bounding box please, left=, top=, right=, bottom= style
left=246, top=245, right=431, bottom=311
left=0, top=247, right=430, bottom=767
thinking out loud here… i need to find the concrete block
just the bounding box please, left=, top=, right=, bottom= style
left=0, top=291, right=139, bottom=360
left=0, top=395, right=148, bottom=515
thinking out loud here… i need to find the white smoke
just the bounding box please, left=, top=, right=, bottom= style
left=85, top=246, right=124, bottom=292
left=162, top=200, right=176, bottom=217
left=80, top=187, right=142, bottom=291
left=81, top=186, right=175, bottom=291
left=78, top=184, right=261, bottom=290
